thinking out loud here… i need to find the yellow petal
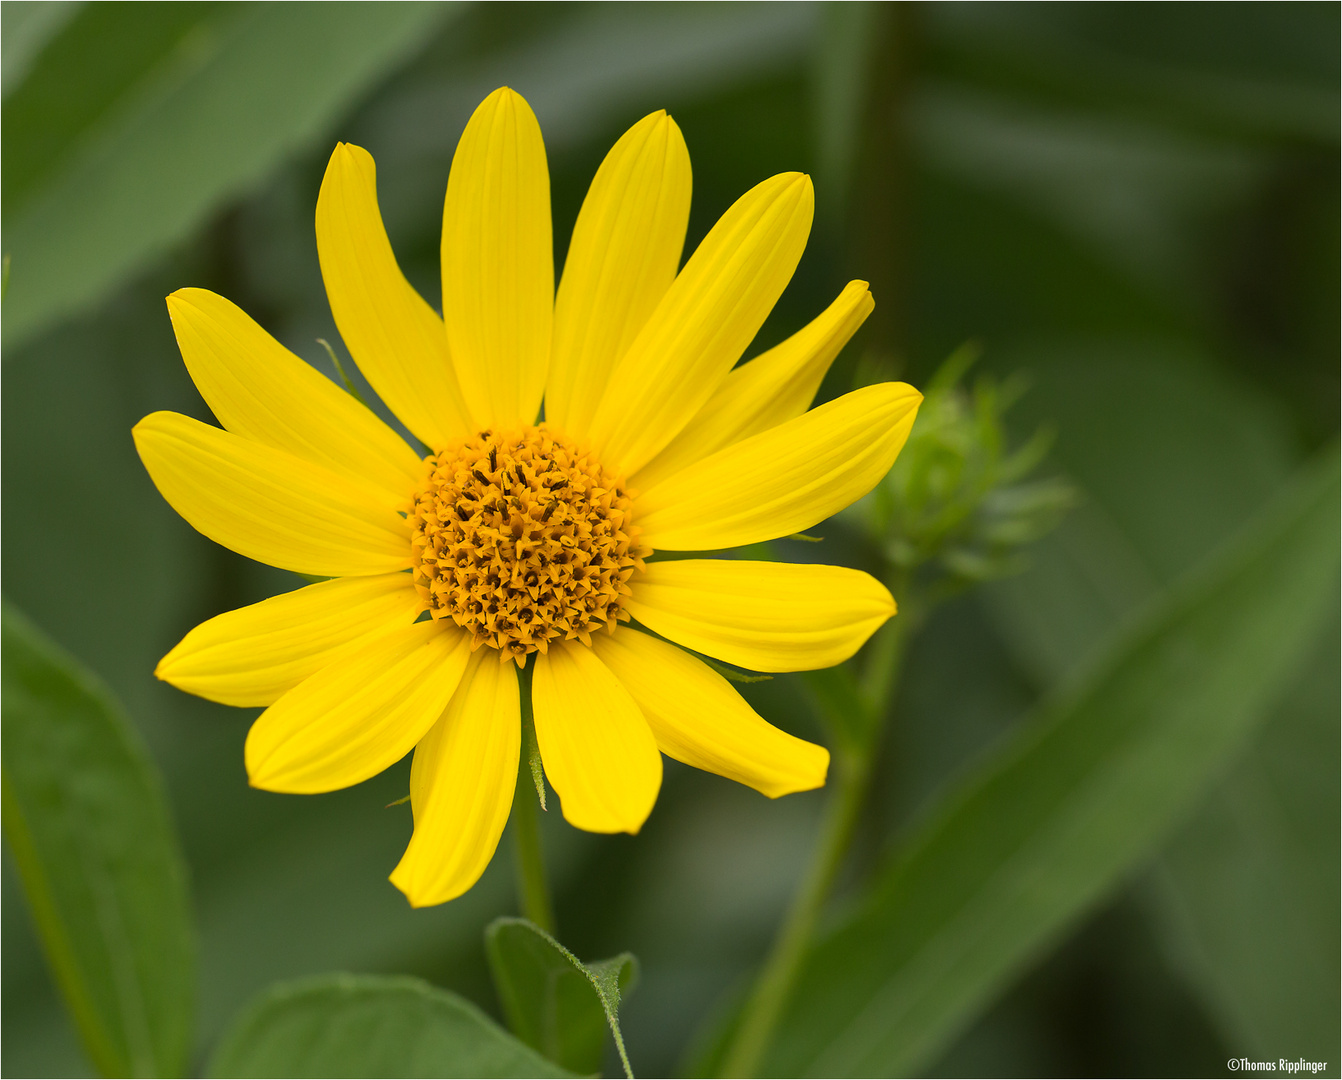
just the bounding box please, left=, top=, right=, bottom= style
left=246, top=623, right=471, bottom=794
left=593, top=630, right=828, bottom=798
left=531, top=641, right=661, bottom=834
left=391, top=654, right=519, bottom=907
left=632, top=280, right=873, bottom=490
left=547, top=111, right=691, bottom=439
left=624, top=559, right=894, bottom=672
left=636, top=382, right=922, bottom=551
left=586, top=172, right=815, bottom=477
left=166, top=287, right=422, bottom=500
left=156, top=574, right=422, bottom=707
left=317, top=143, right=473, bottom=449
left=441, top=87, right=552, bottom=429
left=133, top=411, right=410, bottom=577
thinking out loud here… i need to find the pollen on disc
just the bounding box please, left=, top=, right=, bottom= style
left=408, top=426, right=649, bottom=663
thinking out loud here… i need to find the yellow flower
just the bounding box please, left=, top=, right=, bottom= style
left=133, top=88, right=921, bottom=907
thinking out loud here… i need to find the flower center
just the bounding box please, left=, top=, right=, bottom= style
left=409, top=426, right=649, bottom=663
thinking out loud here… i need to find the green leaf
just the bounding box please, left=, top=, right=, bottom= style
left=0, top=0, right=83, bottom=98
left=762, top=450, right=1339, bottom=1077
left=1, top=598, right=194, bottom=1078
left=1149, top=613, right=1341, bottom=1061
left=1, top=1, right=456, bottom=349
left=207, top=973, right=574, bottom=1079
left=486, top=917, right=639, bottom=1078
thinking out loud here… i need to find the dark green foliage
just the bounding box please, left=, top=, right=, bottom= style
left=2, top=601, right=195, bottom=1077
left=1, top=2, right=454, bottom=348
left=1151, top=617, right=1342, bottom=1063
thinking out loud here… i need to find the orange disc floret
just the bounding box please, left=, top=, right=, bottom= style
left=408, top=426, right=649, bottom=663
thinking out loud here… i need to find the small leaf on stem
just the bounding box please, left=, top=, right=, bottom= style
left=487, top=917, right=639, bottom=1078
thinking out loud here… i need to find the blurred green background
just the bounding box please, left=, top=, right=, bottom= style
left=3, top=2, right=1337, bottom=1076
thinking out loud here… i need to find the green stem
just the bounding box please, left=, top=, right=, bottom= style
left=860, top=572, right=915, bottom=710
left=718, top=745, right=873, bottom=1078
left=719, top=600, right=916, bottom=1078
left=847, top=1, right=917, bottom=374
left=511, top=672, right=556, bottom=934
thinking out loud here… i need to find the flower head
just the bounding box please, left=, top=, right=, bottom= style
left=134, top=88, right=921, bottom=907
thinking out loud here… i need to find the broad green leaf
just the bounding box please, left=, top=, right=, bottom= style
left=761, top=450, right=1339, bottom=1077
left=1, top=1, right=455, bottom=350
left=206, top=973, right=573, bottom=1079
left=1150, top=614, right=1341, bottom=1062
left=486, top=917, right=639, bottom=1078
left=1, top=599, right=194, bottom=1078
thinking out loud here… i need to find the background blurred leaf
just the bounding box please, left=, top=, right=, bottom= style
left=922, top=2, right=1341, bottom=145
left=982, top=346, right=1297, bottom=673
left=486, top=917, right=638, bottom=1077
left=352, top=2, right=814, bottom=171
left=0, top=0, right=83, bottom=98
left=0, top=0, right=456, bottom=350
left=1150, top=616, right=1340, bottom=1063
left=982, top=345, right=1338, bottom=1062
left=913, top=87, right=1269, bottom=303
left=1, top=599, right=194, bottom=1078
left=206, top=973, right=574, bottom=1079
left=761, top=450, right=1339, bottom=1077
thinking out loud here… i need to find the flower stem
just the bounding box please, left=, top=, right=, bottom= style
left=718, top=603, right=916, bottom=1078
left=718, top=744, right=874, bottom=1078
left=512, top=672, right=556, bottom=934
